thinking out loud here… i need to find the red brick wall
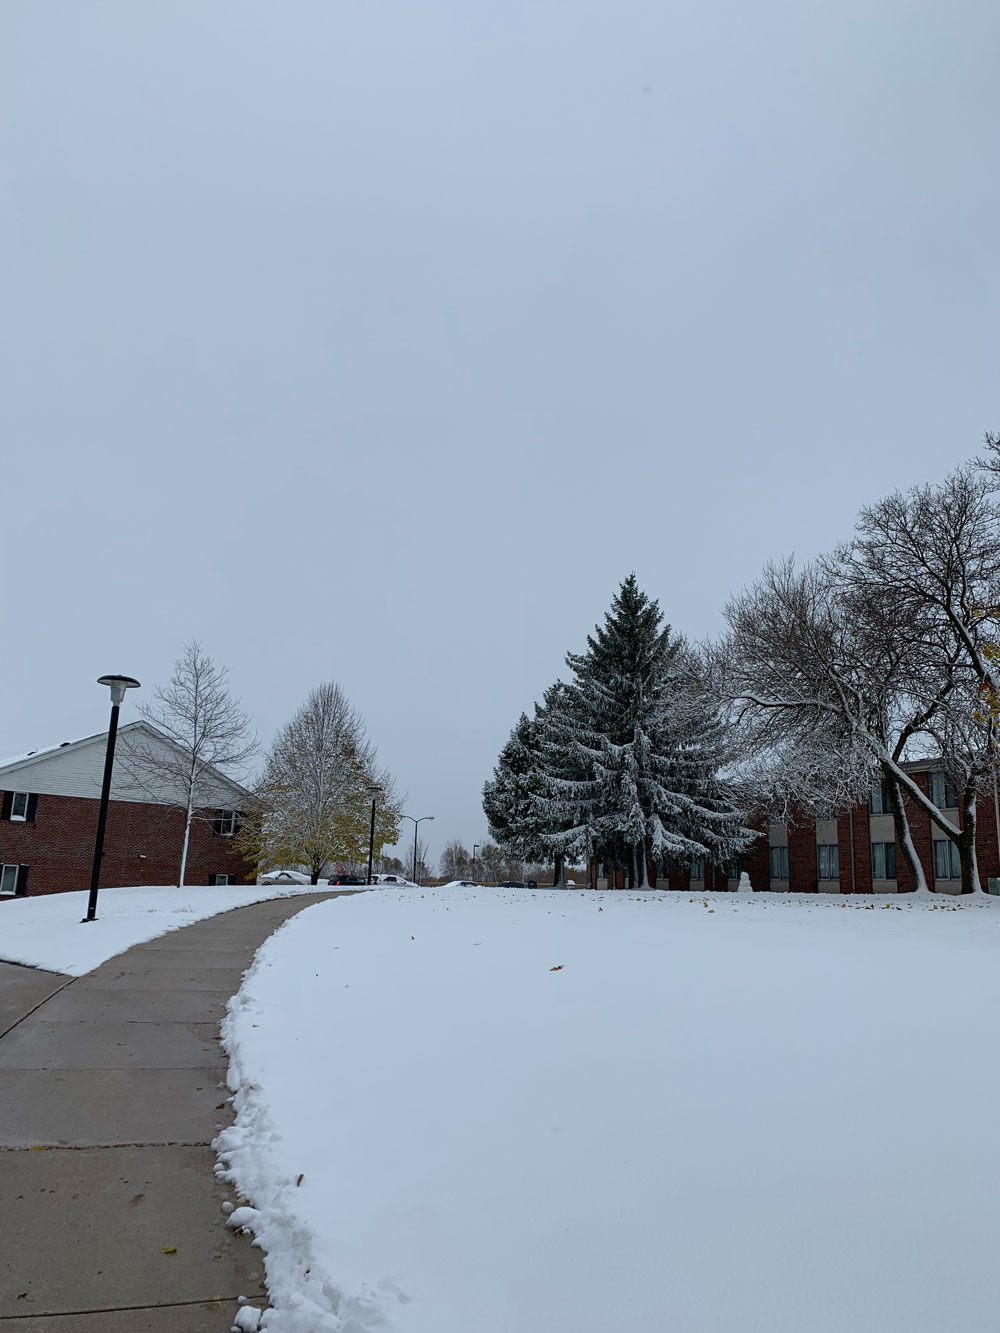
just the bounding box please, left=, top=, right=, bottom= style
left=975, top=787, right=1000, bottom=885
left=837, top=804, right=871, bottom=894
left=743, top=824, right=770, bottom=893
left=0, top=792, right=248, bottom=897
left=787, top=814, right=818, bottom=893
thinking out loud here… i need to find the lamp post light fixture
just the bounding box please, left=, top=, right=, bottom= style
left=84, top=674, right=140, bottom=923
left=365, top=785, right=383, bottom=886
left=472, top=843, right=480, bottom=885
left=400, top=813, right=434, bottom=886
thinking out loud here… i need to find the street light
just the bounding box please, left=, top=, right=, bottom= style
left=84, top=674, right=140, bottom=923
left=472, top=843, right=480, bottom=885
left=400, top=813, right=434, bottom=885
left=365, top=785, right=383, bottom=886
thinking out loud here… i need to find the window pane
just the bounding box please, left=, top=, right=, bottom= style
left=872, top=842, right=884, bottom=879
left=10, top=792, right=27, bottom=818
left=0, top=864, right=17, bottom=894
left=818, top=845, right=839, bottom=879
left=934, top=840, right=961, bottom=879
left=691, top=859, right=704, bottom=880
left=885, top=843, right=896, bottom=879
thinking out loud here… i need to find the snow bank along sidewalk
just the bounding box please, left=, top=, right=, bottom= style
left=0, top=881, right=331, bottom=976
left=219, top=885, right=1000, bottom=1333
left=0, top=890, right=345, bottom=1332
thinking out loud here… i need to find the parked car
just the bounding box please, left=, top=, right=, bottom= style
left=375, top=873, right=418, bottom=887
left=499, top=880, right=527, bottom=888
left=258, top=869, right=311, bottom=885
left=441, top=879, right=478, bottom=888
left=328, top=874, right=365, bottom=886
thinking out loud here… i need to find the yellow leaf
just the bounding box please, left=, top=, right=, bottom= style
left=161, top=1247, right=177, bottom=1255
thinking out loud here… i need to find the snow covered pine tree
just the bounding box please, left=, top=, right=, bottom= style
left=539, top=576, right=752, bottom=888
left=482, top=713, right=544, bottom=860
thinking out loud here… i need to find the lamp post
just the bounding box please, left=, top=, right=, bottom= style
left=365, top=785, right=382, bottom=886
left=472, top=843, right=480, bottom=885
left=400, top=814, right=434, bottom=885
left=84, top=674, right=140, bottom=923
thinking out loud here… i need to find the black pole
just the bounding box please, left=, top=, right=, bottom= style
left=366, top=797, right=377, bottom=885
left=412, top=820, right=419, bottom=885
left=84, top=702, right=121, bottom=922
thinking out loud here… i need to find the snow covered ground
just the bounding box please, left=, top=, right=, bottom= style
left=217, top=885, right=1000, bottom=1333
left=0, top=882, right=330, bottom=976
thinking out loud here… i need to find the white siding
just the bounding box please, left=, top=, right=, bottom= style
left=0, top=724, right=247, bottom=807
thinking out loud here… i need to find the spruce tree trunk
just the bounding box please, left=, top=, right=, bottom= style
left=552, top=853, right=564, bottom=888
left=637, top=839, right=648, bottom=888
left=630, top=844, right=639, bottom=890
left=885, top=768, right=929, bottom=894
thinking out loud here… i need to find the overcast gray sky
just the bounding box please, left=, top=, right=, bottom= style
left=1, top=0, right=997, bottom=867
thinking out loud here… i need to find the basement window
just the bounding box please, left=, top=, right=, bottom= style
left=209, top=873, right=235, bottom=886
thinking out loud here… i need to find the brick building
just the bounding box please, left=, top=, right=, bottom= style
left=0, top=722, right=250, bottom=898
left=590, top=760, right=1000, bottom=894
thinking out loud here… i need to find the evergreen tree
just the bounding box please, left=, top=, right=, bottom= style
left=540, top=575, right=751, bottom=887
left=483, top=713, right=548, bottom=863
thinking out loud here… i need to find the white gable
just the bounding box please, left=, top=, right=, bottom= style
left=0, top=722, right=249, bottom=807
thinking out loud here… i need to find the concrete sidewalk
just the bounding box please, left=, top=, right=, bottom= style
left=0, top=890, right=346, bottom=1330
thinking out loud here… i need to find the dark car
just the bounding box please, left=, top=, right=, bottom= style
left=328, top=874, right=365, bottom=886
left=498, top=880, right=527, bottom=888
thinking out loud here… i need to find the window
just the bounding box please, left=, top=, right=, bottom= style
left=871, top=842, right=897, bottom=880
left=818, top=844, right=839, bottom=880
left=769, top=846, right=789, bottom=880
left=209, top=873, right=235, bottom=886
left=690, top=859, right=705, bottom=880
left=726, top=859, right=743, bottom=881
left=214, top=809, right=238, bottom=836
left=3, top=791, right=35, bottom=822
left=930, top=771, right=958, bottom=810
left=0, top=864, right=26, bottom=895
left=869, top=781, right=890, bottom=816
left=933, top=840, right=961, bottom=880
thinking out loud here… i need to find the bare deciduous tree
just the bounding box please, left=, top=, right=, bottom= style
left=439, top=839, right=471, bottom=881
left=721, top=558, right=950, bottom=893
left=121, top=641, right=256, bottom=887
left=242, top=681, right=400, bottom=884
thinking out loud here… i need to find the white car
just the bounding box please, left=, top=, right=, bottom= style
left=375, top=873, right=418, bottom=887
left=258, top=869, right=311, bottom=885
left=441, top=880, right=478, bottom=888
